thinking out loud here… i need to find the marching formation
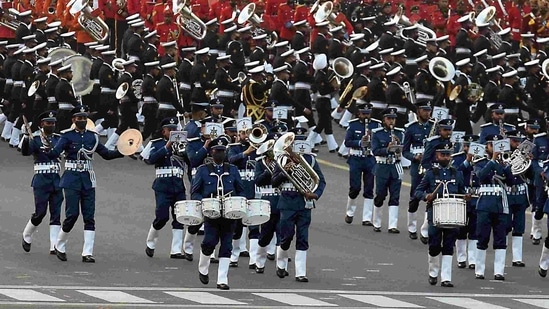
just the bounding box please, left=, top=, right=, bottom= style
left=2, top=0, right=549, bottom=291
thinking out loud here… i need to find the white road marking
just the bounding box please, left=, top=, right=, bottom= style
left=165, top=292, right=246, bottom=305
left=254, top=293, right=337, bottom=306
left=340, top=295, right=423, bottom=308
left=0, top=289, right=64, bottom=302
left=515, top=299, right=549, bottom=308
left=77, top=290, right=155, bottom=303
left=428, top=297, right=509, bottom=309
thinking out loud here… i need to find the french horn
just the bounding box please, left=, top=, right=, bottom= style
left=68, top=0, right=110, bottom=42
left=174, top=0, right=207, bottom=40
left=115, top=82, right=129, bottom=100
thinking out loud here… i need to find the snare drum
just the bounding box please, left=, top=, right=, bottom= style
left=201, top=198, right=222, bottom=219
left=223, top=196, right=248, bottom=219
left=432, top=197, right=467, bottom=228
left=242, top=200, right=271, bottom=226
left=174, top=200, right=203, bottom=226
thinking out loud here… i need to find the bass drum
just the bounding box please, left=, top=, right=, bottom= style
left=49, top=47, right=77, bottom=63
left=63, top=55, right=94, bottom=96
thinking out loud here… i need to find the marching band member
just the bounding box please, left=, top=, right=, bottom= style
left=215, top=54, right=241, bottom=117
left=524, top=59, right=548, bottom=129
left=156, top=61, right=185, bottom=133
left=227, top=27, right=247, bottom=79
left=271, top=132, right=326, bottom=282
left=454, top=14, right=474, bottom=61
left=472, top=24, right=493, bottom=55
left=371, top=108, right=405, bottom=233
left=6, top=47, right=25, bottom=148
left=532, top=121, right=549, bottom=245
left=291, top=20, right=309, bottom=51
left=143, top=117, right=189, bottom=260
left=403, top=101, right=434, bottom=239
left=44, top=59, right=62, bottom=112
left=345, top=34, right=368, bottom=66
left=15, top=10, right=33, bottom=44
left=21, top=111, right=62, bottom=254
left=243, top=65, right=272, bottom=122
left=479, top=104, right=516, bottom=143
left=343, top=102, right=381, bottom=226
left=414, top=55, right=437, bottom=103
left=366, top=61, right=388, bottom=121
left=402, top=25, right=424, bottom=59
left=141, top=61, right=161, bottom=140
left=142, top=31, right=160, bottom=64
left=97, top=49, right=119, bottom=138
left=311, top=21, right=330, bottom=56
left=471, top=49, right=489, bottom=87
left=126, top=21, right=147, bottom=75
left=54, top=64, right=79, bottom=132
left=250, top=34, right=269, bottom=64
left=497, top=28, right=513, bottom=54
left=378, top=20, right=400, bottom=50
left=194, top=135, right=244, bottom=290
left=190, top=47, right=215, bottom=105
left=415, top=141, right=467, bottom=288
left=473, top=66, right=502, bottom=124
left=539, top=158, right=549, bottom=277
left=46, top=105, right=124, bottom=263
left=29, top=57, right=51, bottom=132
left=178, top=47, right=196, bottom=114
left=385, top=65, right=416, bottom=129
left=452, top=58, right=474, bottom=134
left=499, top=69, right=544, bottom=126
left=328, top=25, right=345, bottom=60
left=159, top=41, right=178, bottom=65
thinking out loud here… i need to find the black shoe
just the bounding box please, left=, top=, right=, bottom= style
left=82, top=255, right=95, bottom=263
left=539, top=266, right=547, bottom=278
left=197, top=230, right=204, bottom=236
left=8, top=144, right=15, bottom=148
left=210, top=257, right=219, bottom=263
left=249, top=264, right=256, bottom=269
left=475, top=274, right=485, bottom=279
left=184, top=253, right=193, bottom=261
left=409, top=232, right=417, bottom=240
left=22, top=237, right=31, bottom=252
left=373, top=227, right=381, bottom=232
left=267, top=253, right=275, bottom=261
left=276, top=267, right=287, bottom=278
left=199, top=272, right=209, bottom=284
left=55, top=247, right=67, bottom=261
left=494, top=274, right=505, bottom=281
left=170, top=253, right=186, bottom=259
left=295, top=276, right=309, bottom=282
left=533, top=238, right=541, bottom=245
left=239, top=251, right=249, bottom=257
left=388, top=228, right=400, bottom=234
left=255, top=266, right=264, bottom=273
left=217, top=283, right=230, bottom=290
left=343, top=155, right=349, bottom=159
left=49, top=250, right=56, bottom=255
left=441, top=281, right=454, bottom=287
left=329, top=149, right=337, bottom=153
left=337, top=153, right=343, bottom=157
left=128, top=154, right=138, bottom=160
left=362, top=221, right=373, bottom=226
left=229, top=261, right=238, bottom=267
left=457, top=261, right=466, bottom=268
left=428, top=276, right=437, bottom=285
left=468, top=264, right=475, bottom=269
left=311, top=148, right=319, bottom=153
left=145, top=246, right=154, bottom=257
left=319, top=141, right=327, bottom=145
left=345, top=215, right=353, bottom=224
left=512, top=261, right=525, bottom=267
left=420, top=236, right=429, bottom=245
left=288, top=257, right=292, bottom=262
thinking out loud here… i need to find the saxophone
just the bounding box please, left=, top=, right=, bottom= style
left=362, top=118, right=371, bottom=152
left=419, top=119, right=438, bottom=175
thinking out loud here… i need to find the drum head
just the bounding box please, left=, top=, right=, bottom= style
left=117, top=129, right=143, bottom=156
left=49, top=47, right=77, bottom=63
left=63, top=55, right=94, bottom=96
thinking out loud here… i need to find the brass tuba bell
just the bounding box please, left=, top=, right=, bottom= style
left=175, top=0, right=207, bottom=40
left=68, top=0, right=110, bottom=42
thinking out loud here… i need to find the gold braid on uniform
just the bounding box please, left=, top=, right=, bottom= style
left=243, top=80, right=268, bottom=121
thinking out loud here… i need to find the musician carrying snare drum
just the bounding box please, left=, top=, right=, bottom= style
left=191, top=136, right=244, bottom=290
left=415, top=141, right=468, bottom=288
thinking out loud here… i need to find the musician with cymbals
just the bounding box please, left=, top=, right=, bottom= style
left=194, top=135, right=245, bottom=290
left=45, top=105, right=124, bottom=263
left=20, top=110, right=63, bottom=255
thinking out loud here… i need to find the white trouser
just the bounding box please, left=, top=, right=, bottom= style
left=531, top=213, right=543, bottom=239
left=494, top=249, right=506, bottom=276
left=199, top=252, right=210, bottom=275
left=1, top=121, right=13, bottom=139
left=475, top=249, right=487, bottom=277
left=373, top=206, right=383, bottom=229
left=49, top=225, right=61, bottom=251
left=104, top=132, right=120, bottom=151
left=56, top=230, right=69, bottom=253
left=230, top=239, right=241, bottom=262
left=363, top=199, right=373, bottom=222
left=9, top=127, right=20, bottom=147
left=256, top=245, right=267, bottom=268
left=429, top=254, right=440, bottom=278
left=345, top=197, right=357, bottom=217
left=184, top=229, right=196, bottom=254
left=420, top=213, right=429, bottom=238
left=407, top=212, right=417, bottom=233
left=248, top=239, right=259, bottom=266
left=326, top=134, right=338, bottom=151
left=276, top=246, right=288, bottom=270
left=467, top=240, right=477, bottom=265
left=217, top=257, right=230, bottom=285
left=512, top=236, right=523, bottom=262
left=456, top=239, right=467, bottom=263
left=388, top=206, right=399, bottom=229
left=540, top=245, right=549, bottom=271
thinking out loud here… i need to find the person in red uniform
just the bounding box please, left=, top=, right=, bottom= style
left=294, top=1, right=311, bottom=23
left=264, top=0, right=285, bottom=32
left=508, top=0, right=531, bottom=50
left=156, top=6, right=182, bottom=55
left=331, top=1, right=353, bottom=36
left=218, top=0, right=239, bottom=34
left=278, top=0, right=296, bottom=41
left=127, top=0, right=142, bottom=16
left=141, top=0, right=156, bottom=29
left=152, top=1, right=170, bottom=27
left=191, top=0, right=211, bottom=20
left=0, top=2, right=15, bottom=41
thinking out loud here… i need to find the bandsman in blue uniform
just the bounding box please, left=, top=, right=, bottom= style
left=479, top=104, right=516, bottom=143
left=343, top=103, right=381, bottom=226
left=21, top=111, right=63, bottom=254
left=271, top=132, right=326, bottom=282
left=371, top=108, right=405, bottom=233
left=193, top=136, right=244, bottom=290
left=474, top=134, right=514, bottom=280
left=45, top=106, right=124, bottom=263
left=143, top=117, right=190, bottom=260
left=415, top=141, right=467, bottom=288
left=403, top=101, right=434, bottom=239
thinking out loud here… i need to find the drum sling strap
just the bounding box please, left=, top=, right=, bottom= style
left=427, top=166, right=457, bottom=209
left=206, top=162, right=230, bottom=174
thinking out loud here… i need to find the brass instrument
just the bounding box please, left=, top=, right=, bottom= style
left=248, top=123, right=268, bottom=148
left=132, top=79, right=143, bottom=100
left=498, top=119, right=506, bottom=137
left=68, top=0, right=110, bottom=42
left=362, top=118, right=371, bottom=152
left=392, top=5, right=436, bottom=46
left=402, top=81, right=416, bottom=104
left=542, top=58, right=549, bottom=80
left=238, top=3, right=278, bottom=49
left=115, top=82, right=129, bottom=100
left=338, top=78, right=354, bottom=108
left=475, top=6, right=503, bottom=49
left=388, top=126, right=402, bottom=162
left=0, top=8, right=22, bottom=31
left=257, top=139, right=276, bottom=173
left=329, top=57, right=353, bottom=89
left=313, top=1, right=346, bottom=29
left=429, top=57, right=456, bottom=82
left=175, top=0, right=207, bottom=40
left=448, top=84, right=462, bottom=101
left=27, top=80, right=40, bottom=97
left=273, top=132, right=320, bottom=195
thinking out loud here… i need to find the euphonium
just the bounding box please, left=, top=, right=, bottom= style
left=0, top=8, right=22, bottom=31
left=273, top=132, right=320, bottom=195
left=175, top=0, right=207, bottom=40
left=68, top=0, right=109, bottom=42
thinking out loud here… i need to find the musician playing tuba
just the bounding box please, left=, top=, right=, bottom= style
left=243, top=64, right=272, bottom=122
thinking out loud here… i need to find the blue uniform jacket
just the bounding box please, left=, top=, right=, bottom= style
left=479, top=122, right=515, bottom=143
left=21, top=132, right=62, bottom=189
left=421, top=136, right=451, bottom=171
left=191, top=162, right=244, bottom=201
left=228, top=143, right=258, bottom=199
left=474, top=157, right=514, bottom=213
left=147, top=138, right=187, bottom=193
left=414, top=166, right=466, bottom=204
left=403, top=120, right=434, bottom=162
left=344, top=118, right=381, bottom=150
left=186, top=137, right=209, bottom=168
left=46, top=128, right=123, bottom=190
left=371, top=127, right=405, bottom=158
left=254, top=158, right=279, bottom=213
left=183, top=120, right=202, bottom=139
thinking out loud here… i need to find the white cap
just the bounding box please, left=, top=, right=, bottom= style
left=252, top=33, right=267, bottom=40
left=84, top=41, right=98, bottom=47
left=473, top=49, right=487, bottom=57
left=35, top=42, right=47, bottom=50
left=181, top=46, right=196, bottom=52
left=492, top=52, right=506, bottom=60
left=19, top=10, right=32, bottom=17
left=457, top=14, right=471, bottom=23
left=538, top=37, right=549, bottom=44
left=293, top=20, right=306, bottom=26
left=44, top=27, right=58, bottom=33
left=48, top=21, right=62, bottom=28
left=295, top=47, right=310, bottom=55
left=22, top=34, right=36, bottom=41
left=50, top=59, right=63, bottom=66
left=350, top=33, right=365, bottom=41
left=455, top=58, right=471, bottom=67
left=126, top=13, right=140, bottom=21
left=281, top=49, right=295, bottom=57
left=383, top=20, right=397, bottom=26
left=101, top=50, right=116, bottom=56
left=95, top=45, right=110, bottom=51
left=525, top=59, right=540, bottom=67
left=160, top=41, right=177, bottom=48
left=379, top=48, right=394, bottom=55
left=330, top=25, right=343, bottom=33
left=486, top=65, right=502, bottom=73
left=58, top=64, right=72, bottom=73
left=60, top=31, right=75, bottom=38
left=522, top=33, right=535, bottom=38
left=356, top=61, right=371, bottom=68
left=34, top=16, right=48, bottom=23
left=195, top=47, right=210, bottom=55
left=37, top=57, right=51, bottom=65
left=498, top=27, right=511, bottom=36
left=237, top=25, right=252, bottom=33
left=144, top=30, right=159, bottom=39
left=316, top=20, right=329, bottom=27
left=502, top=69, right=518, bottom=78
left=145, top=61, right=160, bottom=67
left=130, top=20, right=145, bottom=28
left=273, top=41, right=289, bottom=48
left=415, top=54, right=428, bottom=63
left=122, top=59, right=137, bottom=66
left=386, top=66, right=402, bottom=76
left=224, top=25, right=237, bottom=33
left=249, top=65, right=264, bottom=74
left=216, top=55, right=231, bottom=61
left=245, top=61, right=260, bottom=67
left=391, top=49, right=406, bottom=57
left=161, top=62, right=177, bottom=69
left=205, top=18, right=218, bottom=26
left=273, top=64, right=290, bottom=73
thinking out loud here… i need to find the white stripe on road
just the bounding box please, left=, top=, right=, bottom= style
left=254, top=293, right=337, bottom=306
left=428, top=297, right=509, bottom=309
left=77, top=290, right=155, bottom=303
left=339, top=294, right=423, bottom=307
left=0, top=289, right=64, bottom=302
left=165, top=292, right=246, bottom=305
left=515, top=299, right=549, bottom=308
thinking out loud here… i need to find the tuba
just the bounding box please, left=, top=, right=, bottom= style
left=393, top=5, right=436, bottom=47
left=402, top=81, right=416, bottom=104
left=0, top=8, right=22, bottom=31
left=249, top=123, right=268, bottom=148
left=475, top=6, right=503, bottom=49
left=174, top=0, right=207, bottom=40
left=68, top=0, right=110, bottom=42
left=329, top=57, right=353, bottom=89
left=238, top=3, right=278, bottom=49
left=273, top=132, right=320, bottom=195
left=429, top=57, right=456, bottom=82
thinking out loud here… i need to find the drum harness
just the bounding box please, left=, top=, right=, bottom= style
left=207, top=162, right=231, bottom=219
left=428, top=166, right=456, bottom=210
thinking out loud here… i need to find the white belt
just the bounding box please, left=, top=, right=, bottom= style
left=370, top=101, right=387, bottom=109
left=158, top=103, right=176, bottom=110
left=33, top=162, right=61, bottom=174
left=411, top=147, right=424, bottom=154
left=517, top=67, right=526, bottom=72
left=455, top=47, right=471, bottom=54
left=128, top=55, right=140, bottom=61
left=388, top=105, right=406, bottom=113
left=65, top=160, right=92, bottom=172
left=93, top=79, right=100, bottom=85
left=375, top=156, right=398, bottom=164
left=101, top=88, right=115, bottom=94
left=506, top=183, right=527, bottom=195
left=478, top=185, right=504, bottom=195
left=48, top=97, right=56, bottom=103
left=239, top=170, right=255, bottom=179
left=260, top=187, right=279, bottom=195
left=504, top=108, right=519, bottom=114
left=350, top=149, right=365, bottom=156
left=193, top=82, right=202, bottom=88
left=143, top=96, right=157, bottom=103
left=295, top=82, right=311, bottom=90
left=13, top=81, right=23, bottom=87
left=179, top=82, right=191, bottom=90
left=6, top=78, right=12, bottom=84
left=58, top=103, right=74, bottom=110
left=155, top=167, right=184, bottom=178
left=280, top=182, right=298, bottom=192
left=217, top=90, right=234, bottom=98
left=317, top=94, right=330, bottom=98
left=416, top=93, right=434, bottom=100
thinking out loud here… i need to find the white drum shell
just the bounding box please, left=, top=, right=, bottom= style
left=175, top=200, right=203, bottom=226
left=432, top=197, right=467, bottom=228
left=243, top=200, right=271, bottom=226
left=223, top=197, right=248, bottom=219
left=202, top=198, right=222, bottom=219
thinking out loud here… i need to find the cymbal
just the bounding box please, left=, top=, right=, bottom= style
left=117, top=129, right=143, bottom=156
left=70, top=118, right=96, bottom=131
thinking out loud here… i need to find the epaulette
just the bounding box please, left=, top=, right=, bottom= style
left=404, top=121, right=417, bottom=128
left=505, top=123, right=516, bottom=128
left=372, top=127, right=383, bottom=133
left=480, top=123, right=492, bottom=128
left=534, top=132, right=547, bottom=138
left=451, top=151, right=465, bottom=157
left=89, top=129, right=98, bottom=134
left=53, top=133, right=60, bottom=137
left=371, top=118, right=381, bottom=123
left=150, top=138, right=163, bottom=143
left=187, top=137, right=201, bottom=142
left=426, top=135, right=440, bottom=142
left=394, top=127, right=405, bottom=132
left=60, top=128, right=74, bottom=134
left=349, top=118, right=360, bottom=123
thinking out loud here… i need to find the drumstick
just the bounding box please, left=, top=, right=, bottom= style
left=429, top=182, right=443, bottom=199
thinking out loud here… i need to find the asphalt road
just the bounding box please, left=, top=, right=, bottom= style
left=0, top=122, right=548, bottom=308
